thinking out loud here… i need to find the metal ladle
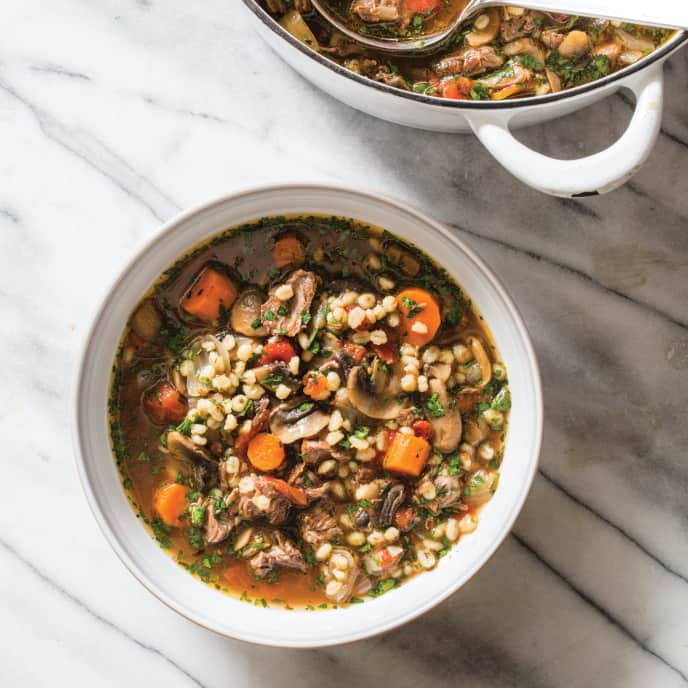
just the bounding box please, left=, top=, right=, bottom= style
left=309, top=0, right=688, bottom=54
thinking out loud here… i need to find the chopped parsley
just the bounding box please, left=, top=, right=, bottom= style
left=426, top=393, right=445, bottom=418
left=368, top=578, right=398, bottom=597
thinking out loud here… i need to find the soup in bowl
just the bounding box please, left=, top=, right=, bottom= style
left=73, top=185, right=542, bottom=645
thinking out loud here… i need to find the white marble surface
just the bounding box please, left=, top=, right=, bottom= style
left=2, top=1, right=687, bottom=686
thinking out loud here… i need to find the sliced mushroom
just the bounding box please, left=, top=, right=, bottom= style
left=546, top=69, right=562, bottom=93
left=269, top=398, right=330, bottom=444
left=347, top=359, right=404, bottom=420
left=179, top=334, right=231, bottom=397
left=377, top=483, right=405, bottom=528
left=231, top=287, right=267, bottom=337
left=253, top=360, right=299, bottom=391
left=466, top=336, right=492, bottom=389
left=467, top=8, right=500, bottom=48
left=130, top=299, right=162, bottom=342
left=424, top=362, right=452, bottom=383
left=166, top=430, right=217, bottom=464
left=463, top=469, right=498, bottom=507
left=501, top=37, right=545, bottom=66
left=463, top=417, right=489, bottom=446
left=428, top=378, right=462, bottom=454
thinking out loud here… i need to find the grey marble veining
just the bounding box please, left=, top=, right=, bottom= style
left=1, top=1, right=687, bottom=686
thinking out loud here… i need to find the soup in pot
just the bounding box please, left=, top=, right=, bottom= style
left=265, top=2, right=674, bottom=101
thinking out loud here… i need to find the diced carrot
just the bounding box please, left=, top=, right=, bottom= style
left=263, top=476, right=308, bottom=507
left=440, top=77, right=473, bottom=100
left=180, top=266, right=238, bottom=322
left=272, top=236, right=305, bottom=268
left=491, top=84, right=524, bottom=100
left=303, top=371, right=328, bottom=399
left=394, top=506, right=415, bottom=531
left=257, top=339, right=297, bottom=365
left=247, top=433, right=286, bottom=472
left=396, top=288, right=441, bottom=347
left=154, top=482, right=189, bottom=527
left=143, top=381, right=188, bottom=425
left=341, top=341, right=367, bottom=363
left=412, top=420, right=433, bottom=440
left=383, top=432, right=431, bottom=477
left=406, top=0, right=442, bottom=12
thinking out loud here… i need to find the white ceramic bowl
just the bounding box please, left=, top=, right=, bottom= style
left=72, top=184, right=543, bottom=647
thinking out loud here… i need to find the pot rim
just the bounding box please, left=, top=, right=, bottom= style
left=242, top=0, right=688, bottom=110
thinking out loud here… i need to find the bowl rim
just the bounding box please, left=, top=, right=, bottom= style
left=242, top=0, right=688, bottom=111
left=71, top=183, right=544, bottom=647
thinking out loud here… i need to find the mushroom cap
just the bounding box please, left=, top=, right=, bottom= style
left=346, top=359, right=405, bottom=420
left=231, top=287, right=267, bottom=337
left=269, top=398, right=330, bottom=444
left=428, top=378, right=462, bottom=454
left=166, top=430, right=217, bottom=464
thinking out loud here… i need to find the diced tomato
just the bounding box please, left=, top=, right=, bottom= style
left=406, top=0, right=442, bottom=12
left=412, top=420, right=433, bottom=441
left=394, top=506, right=415, bottom=531
left=257, top=339, right=296, bottom=365
left=440, top=77, right=473, bottom=100
left=379, top=546, right=404, bottom=570
left=341, top=341, right=367, bottom=363
left=142, top=381, right=187, bottom=425
left=385, top=429, right=398, bottom=448
left=371, top=326, right=397, bottom=364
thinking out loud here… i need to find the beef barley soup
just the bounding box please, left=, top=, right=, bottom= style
left=265, top=1, right=674, bottom=101
left=110, top=215, right=511, bottom=609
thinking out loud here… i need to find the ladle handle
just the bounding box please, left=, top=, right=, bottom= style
left=465, top=62, right=664, bottom=197
left=478, top=0, right=688, bottom=29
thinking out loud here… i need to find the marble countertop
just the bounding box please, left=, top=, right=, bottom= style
left=2, top=2, right=688, bottom=686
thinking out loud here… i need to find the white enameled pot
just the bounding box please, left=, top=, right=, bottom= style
left=243, top=2, right=687, bottom=198
left=73, top=184, right=543, bottom=647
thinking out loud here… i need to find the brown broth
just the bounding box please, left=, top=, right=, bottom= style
left=110, top=215, right=509, bottom=609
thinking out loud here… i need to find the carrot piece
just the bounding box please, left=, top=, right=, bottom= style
left=383, top=433, right=431, bottom=477
left=406, top=0, right=442, bottom=12
left=491, top=84, right=524, bottom=100
left=272, top=236, right=305, bottom=268
left=258, top=339, right=297, bottom=365
left=180, top=266, right=238, bottom=322
left=247, top=433, right=286, bottom=472
left=143, top=380, right=188, bottom=425
left=154, top=482, right=189, bottom=527
left=303, top=371, right=329, bottom=399
left=263, top=476, right=308, bottom=507
left=440, top=77, right=473, bottom=100
left=396, top=288, right=441, bottom=347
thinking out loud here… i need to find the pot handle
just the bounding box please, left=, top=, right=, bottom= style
left=465, top=63, right=665, bottom=197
